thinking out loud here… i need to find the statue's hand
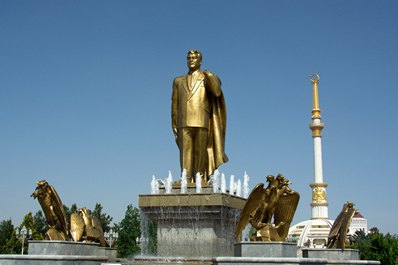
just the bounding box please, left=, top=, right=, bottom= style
left=203, top=69, right=213, bottom=78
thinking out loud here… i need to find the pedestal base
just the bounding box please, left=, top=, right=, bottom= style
left=234, top=242, right=297, bottom=258
left=0, top=241, right=111, bottom=265
left=302, top=248, right=359, bottom=260
left=139, top=192, right=246, bottom=258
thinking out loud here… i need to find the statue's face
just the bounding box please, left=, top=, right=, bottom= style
left=187, top=52, right=201, bottom=72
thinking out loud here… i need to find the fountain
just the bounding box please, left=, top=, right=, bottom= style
left=212, top=169, right=220, bottom=193
left=136, top=171, right=247, bottom=264
left=220, top=173, right=226, bottom=193
left=243, top=171, right=250, bottom=198
left=180, top=169, right=187, bottom=194
left=236, top=179, right=242, bottom=197
left=165, top=171, right=173, bottom=194
left=195, top=173, right=202, bottom=193
left=151, top=175, right=160, bottom=194
left=229, top=175, right=235, bottom=195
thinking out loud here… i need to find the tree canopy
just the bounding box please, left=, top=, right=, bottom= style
left=117, top=204, right=141, bottom=258
left=0, top=219, right=20, bottom=254
left=92, top=203, right=113, bottom=233
left=351, top=227, right=398, bottom=265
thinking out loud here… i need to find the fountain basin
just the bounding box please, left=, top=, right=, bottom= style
left=139, top=192, right=246, bottom=258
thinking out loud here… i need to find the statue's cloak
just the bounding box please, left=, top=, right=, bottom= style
left=207, top=91, right=228, bottom=177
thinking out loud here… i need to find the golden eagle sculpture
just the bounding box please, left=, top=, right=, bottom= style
left=70, top=212, right=85, bottom=242
left=327, top=202, right=356, bottom=249
left=31, top=180, right=69, bottom=240
left=78, top=207, right=107, bottom=247
left=32, top=180, right=107, bottom=246
left=235, top=174, right=300, bottom=242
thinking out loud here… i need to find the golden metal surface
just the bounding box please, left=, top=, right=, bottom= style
left=79, top=208, right=106, bottom=247
left=312, top=187, right=326, bottom=202
left=31, top=180, right=69, bottom=240
left=32, top=180, right=106, bottom=246
left=70, top=212, right=85, bottom=242
left=172, top=50, right=228, bottom=183
left=327, top=202, right=356, bottom=249
left=235, top=174, right=300, bottom=242
left=139, top=192, right=246, bottom=208
left=309, top=182, right=328, bottom=188
left=310, top=122, right=324, bottom=137
left=309, top=73, right=321, bottom=119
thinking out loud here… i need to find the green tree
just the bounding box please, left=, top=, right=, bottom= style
left=117, top=205, right=141, bottom=258
left=17, top=212, right=48, bottom=253
left=92, top=203, right=113, bottom=233
left=33, top=210, right=47, bottom=238
left=352, top=227, right=398, bottom=265
left=0, top=219, right=20, bottom=254
left=63, top=203, right=78, bottom=227
left=2, top=231, right=20, bottom=254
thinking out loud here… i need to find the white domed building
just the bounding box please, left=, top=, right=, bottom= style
left=348, top=211, right=368, bottom=236
left=288, top=219, right=334, bottom=248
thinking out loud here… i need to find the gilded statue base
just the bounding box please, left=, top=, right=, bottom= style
left=139, top=191, right=246, bottom=258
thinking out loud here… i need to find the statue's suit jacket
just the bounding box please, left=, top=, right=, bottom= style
left=171, top=71, right=228, bottom=177
left=172, top=71, right=217, bottom=129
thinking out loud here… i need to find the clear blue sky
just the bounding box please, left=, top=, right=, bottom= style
left=1, top=1, right=397, bottom=234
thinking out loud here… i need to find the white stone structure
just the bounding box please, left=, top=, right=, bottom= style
left=288, top=75, right=334, bottom=248
left=348, top=211, right=368, bottom=236
left=288, top=75, right=369, bottom=248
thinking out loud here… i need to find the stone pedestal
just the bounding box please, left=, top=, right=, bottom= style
left=212, top=243, right=380, bottom=265
left=139, top=192, right=246, bottom=258
left=234, top=242, right=297, bottom=258
left=0, top=241, right=110, bottom=265
left=28, top=240, right=100, bottom=256
left=302, top=248, right=359, bottom=260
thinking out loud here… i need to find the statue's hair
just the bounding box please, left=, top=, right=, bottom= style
left=187, top=49, right=202, bottom=60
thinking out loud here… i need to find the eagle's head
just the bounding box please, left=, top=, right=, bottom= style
left=31, top=179, right=49, bottom=198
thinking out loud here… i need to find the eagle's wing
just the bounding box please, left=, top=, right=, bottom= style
left=91, top=215, right=104, bottom=234
left=234, top=183, right=265, bottom=240
left=48, top=184, right=68, bottom=233
left=70, top=212, right=85, bottom=241
left=327, top=204, right=356, bottom=248
left=274, top=190, right=300, bottom=240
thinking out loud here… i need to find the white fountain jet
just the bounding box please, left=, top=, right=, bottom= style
left=243, top=171, right=250, bottom=198
left=151, top=175, right=160, bottom=194
left=181, top=169, right=187, bottom=194
left=165, top=171, right=173, bottom=194
left=212, top=169, right=220, bottom=193
left=229, top=175, right=235, bottom=195
left=236, top=179, right=242, bottom=197
left=221, top=173, right=227, bottom=193
left=195, top=173, right=202, bottom=193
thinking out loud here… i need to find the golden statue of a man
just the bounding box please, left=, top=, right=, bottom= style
left=171, top=50, right=228, bottom=183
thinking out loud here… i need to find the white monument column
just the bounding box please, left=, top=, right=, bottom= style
left=309, top=74, right=329, bottom=219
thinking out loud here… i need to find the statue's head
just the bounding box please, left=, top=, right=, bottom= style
left=187, top=49, right=202, bottom=72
